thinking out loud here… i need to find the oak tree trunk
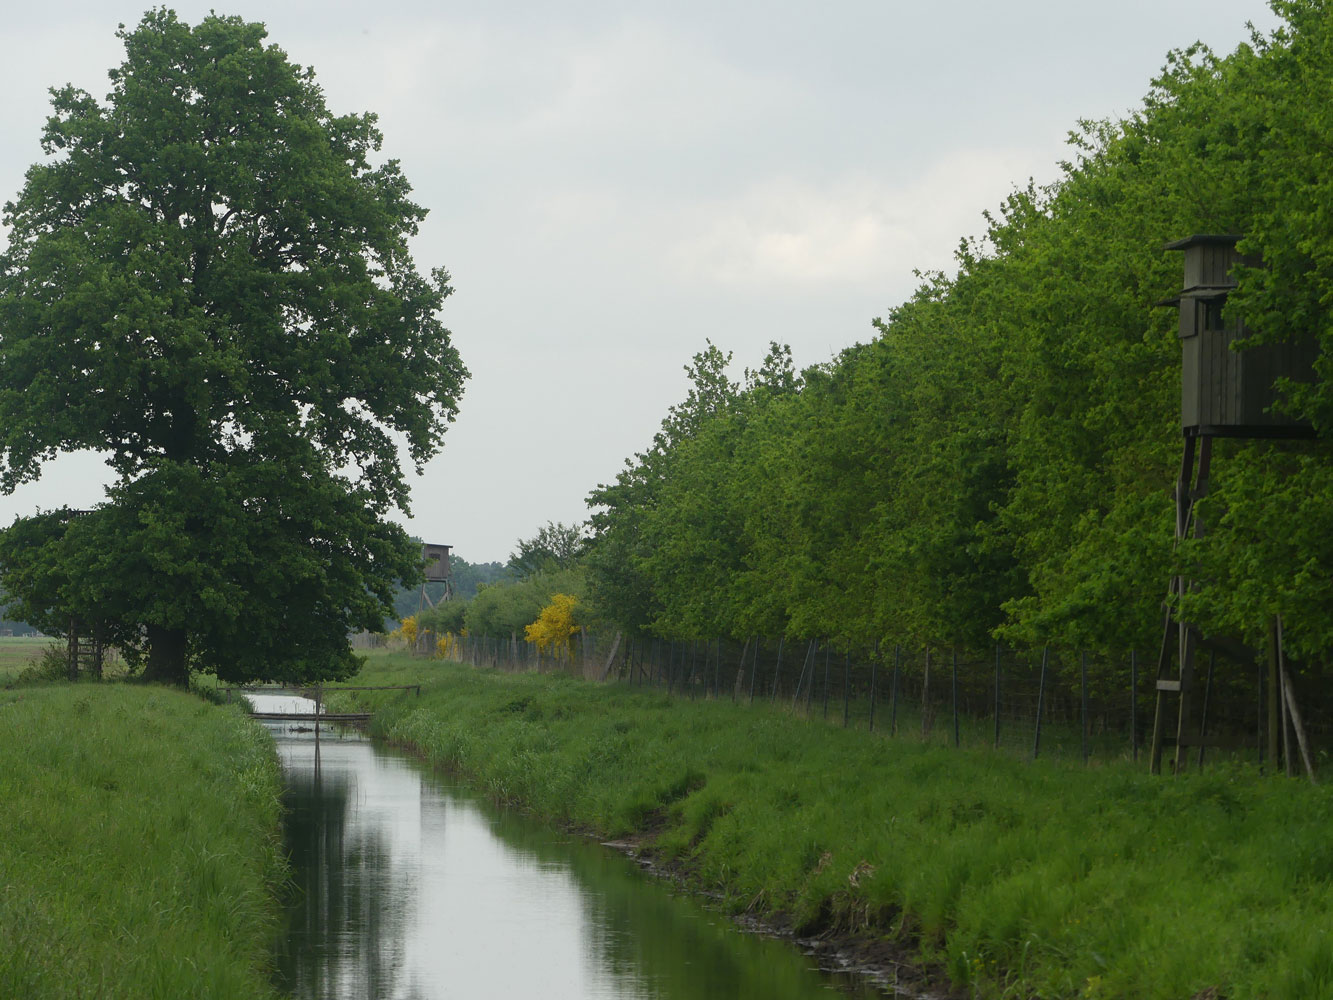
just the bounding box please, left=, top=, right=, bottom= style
left=143, top=624, right=188, bottom=686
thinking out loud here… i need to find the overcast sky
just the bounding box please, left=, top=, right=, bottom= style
left=0, top=1, right=1280, bottom=563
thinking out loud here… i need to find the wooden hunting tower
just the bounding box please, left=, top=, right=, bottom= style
left=1151, top=235, right=1320, bottom=777
left=422, top=543, right=452, bottom=583
left=1165, top=234, right=1316, bottom=437
left=418, top=542, right=454, bottom=611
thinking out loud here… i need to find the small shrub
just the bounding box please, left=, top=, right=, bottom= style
left=13, top=644, right=70, bottom=686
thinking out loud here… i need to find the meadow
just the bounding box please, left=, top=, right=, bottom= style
left=328, top=652, right=1333, bottom=1000
left=0, top=634, right=50, bottom=683
left=0, top=681, right=288, bottom=999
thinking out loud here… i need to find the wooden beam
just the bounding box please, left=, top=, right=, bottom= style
left=1277, top=615, right=1317, bottom=784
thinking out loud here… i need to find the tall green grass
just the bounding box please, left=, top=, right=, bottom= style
left=0, top=683, right=287, bottom=999
left=332, top=653, right=1333, bottom=999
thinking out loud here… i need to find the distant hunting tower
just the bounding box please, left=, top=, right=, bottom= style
left=422, top=543, right=452, bottom=583
left=419, top=543, right=453, bottom=610
left=1151, top=235, right=1319, bottom=776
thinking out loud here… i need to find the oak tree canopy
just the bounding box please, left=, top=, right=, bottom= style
left=0, top=9, right=467, bottom=684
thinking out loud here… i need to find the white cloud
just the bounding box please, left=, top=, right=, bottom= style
left=668, top=146, right=1063, bottom=291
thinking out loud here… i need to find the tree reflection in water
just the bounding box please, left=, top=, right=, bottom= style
left=269, top=726, right=885, bottom=1000
left=483, top=810, right=885, bottom=1000
left=272, top=730, right=416, bottom=1000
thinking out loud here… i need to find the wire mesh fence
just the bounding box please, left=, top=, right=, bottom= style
left=404, top=627, right=1306, bottom=769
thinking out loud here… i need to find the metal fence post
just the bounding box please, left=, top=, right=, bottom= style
left=1130, top=649, right=1138, bottom=762
left=890, top=646, right=900, bottom=737
left=922, top=646, right=932, bottom=739
left=804, top=640, right=818, bottom=713
left=994, top=644, right=1002, bottom=750
left=951, top=647, right=960, bottom=747
left=822, top=641, right=832, bottom=719
left=1033, top=647, right=1048, bottom=760
left=793, top=639, right=814, bottom=710
left=868, top=645, right=879, bottom=732
left=843, top=651, right=852, bottom=728
left=770, top=636, right=785, bottom=702
left=1080, top=651, right=1089, bottom=765
left=1198, top=649, right=1216, bottom=771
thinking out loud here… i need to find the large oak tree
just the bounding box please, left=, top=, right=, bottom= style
left=0, top=10, right=467, bottom=684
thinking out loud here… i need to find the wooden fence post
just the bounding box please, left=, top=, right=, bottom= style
left=1276, top=614, right=1317, bottom=783
left=734, top=636, right=751, bottom=701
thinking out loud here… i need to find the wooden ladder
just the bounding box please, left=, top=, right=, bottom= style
left=1149, top=435, right=1211, bottom=774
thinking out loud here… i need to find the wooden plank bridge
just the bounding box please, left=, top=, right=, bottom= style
left=223, top=684, right=421, bottom=725
left=249, top=710, right=374, bottom=723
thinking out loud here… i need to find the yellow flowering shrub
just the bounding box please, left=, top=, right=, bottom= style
left=388, top=615, right=420, bottom=649
left=524, top=594, right=580, bottom=660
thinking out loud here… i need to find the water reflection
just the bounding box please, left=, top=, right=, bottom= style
left=265, top=724, right=886, bottom=999
left=275, top=740, right=414, bottom=998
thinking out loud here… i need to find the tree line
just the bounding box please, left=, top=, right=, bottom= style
left=461, top=3, right=1333, bottom=674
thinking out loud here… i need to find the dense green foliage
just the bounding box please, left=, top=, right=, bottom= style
left=0, top=683, right=287, bottom=998
left=507, top=521, right=586, bottom=579
left=0, top=10, right=466, bottom=684
left=441, top=553, right=509, bottom=601
left=406, top=524, right=589, bottom=640
left=333, top=655, right=1333, bottom=999
left=585, top=4, right=1333, bottom=664
left=425, top=565, right=587, bottom=639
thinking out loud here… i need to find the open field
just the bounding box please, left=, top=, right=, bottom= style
left=326, top=652, right=1333, bottom=1000
left=0, top=682, right=288, bottom=999
left=0, top=635, right=51, bottom=683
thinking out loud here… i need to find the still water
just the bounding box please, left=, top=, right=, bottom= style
left=250, top=696, right=889, bottom=1000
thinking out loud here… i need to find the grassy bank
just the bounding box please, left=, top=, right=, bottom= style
left=0, top=683, right=288, bottom=999
left=332, top=653, right=1333, bottom=999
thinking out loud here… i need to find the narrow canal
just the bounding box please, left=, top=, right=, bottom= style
left=249, top=696, right=891, bottom=999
